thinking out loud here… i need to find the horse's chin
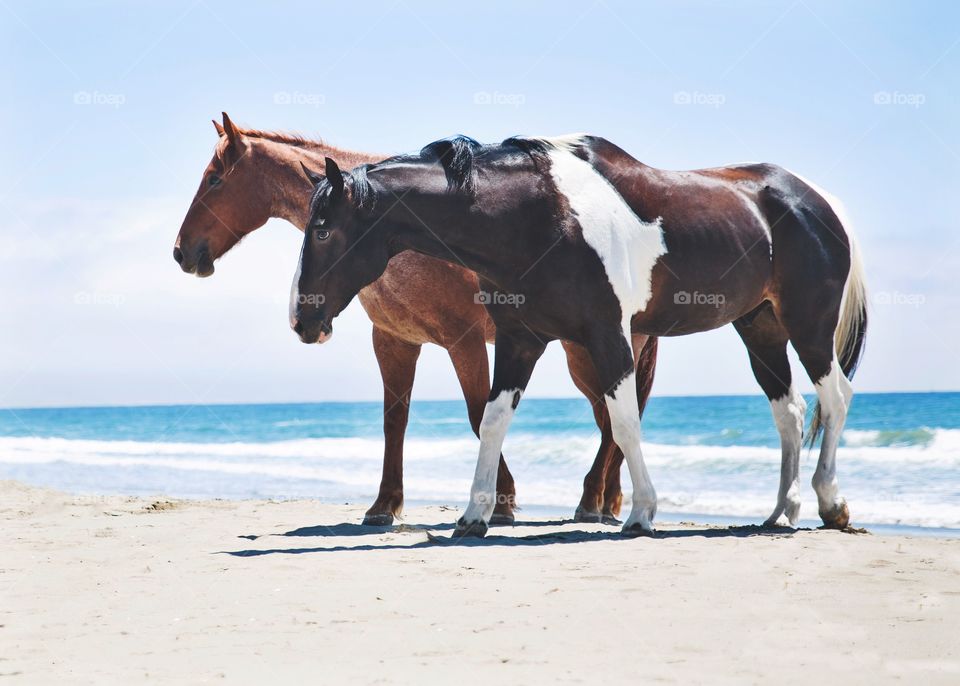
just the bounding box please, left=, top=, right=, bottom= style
left=195, top=263, right=215, bottom=278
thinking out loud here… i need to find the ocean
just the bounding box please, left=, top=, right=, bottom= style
left=1, top=392, right=958, bottom=534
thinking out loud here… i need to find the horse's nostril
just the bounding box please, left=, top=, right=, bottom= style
left=293, top=320, right=304, bottom=335
left=173, top=247, right=183, bottom=264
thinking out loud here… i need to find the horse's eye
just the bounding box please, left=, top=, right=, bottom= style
left=208, top=174, right=222, bottom=187
left=315, top=229, right=330, bottom=241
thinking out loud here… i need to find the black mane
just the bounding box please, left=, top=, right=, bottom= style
left=419, top=135, right=483, bottom=194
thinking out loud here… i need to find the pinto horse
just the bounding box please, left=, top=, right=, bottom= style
left=174, top=114, right=659, bottom=525
left=291, top=134, right=868, bottom=538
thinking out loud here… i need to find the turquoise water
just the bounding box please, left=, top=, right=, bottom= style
left=1, top=393, right=958, bottom=531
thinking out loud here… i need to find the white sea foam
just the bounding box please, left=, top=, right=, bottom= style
left=1, top=432, right=958, bottom=529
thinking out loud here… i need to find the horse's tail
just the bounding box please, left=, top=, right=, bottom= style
left=805, top=200, right=868, bottom=447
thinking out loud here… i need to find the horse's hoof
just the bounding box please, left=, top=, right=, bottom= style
left=621, top=522, right=655, bottom=538
left=574, top=506, right=602, bottom=523
left=601, top=514, right=623, bottom=526
left=452, top=518, right=488, bottom=538
left=819, top=501, right=850, bottom=530
left=362, top=513, right=394, bottom=526
left=489, top=513, right=515, bottom=526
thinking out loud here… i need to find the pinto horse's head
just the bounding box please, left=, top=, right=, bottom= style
left=290, top=158, right=391, bottom=344
left=173, top=113, right=272, bottom=277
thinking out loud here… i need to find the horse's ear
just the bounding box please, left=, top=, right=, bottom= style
left=325, top=157, right=345, bottom=196
left=299, top=161, right=325, bottom=186
left=221, top=112, right=244, bottom=145
left=212, top=119, right=225, bottom=137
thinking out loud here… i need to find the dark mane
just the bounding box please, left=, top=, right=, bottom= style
left=309, top=164, right=377, bottom=217
left=419, top=135, right=483, bottom=194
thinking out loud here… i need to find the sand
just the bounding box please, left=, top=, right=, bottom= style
left=2, top=480, right=958, bottom=684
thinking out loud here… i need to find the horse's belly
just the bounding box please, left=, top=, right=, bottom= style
left=631, top=244, right=772, bottom=336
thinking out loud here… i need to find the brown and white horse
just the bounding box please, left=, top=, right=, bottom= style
left=174, top=115, right=659, bottom=525
left=291, top=134, right=867, bottom=537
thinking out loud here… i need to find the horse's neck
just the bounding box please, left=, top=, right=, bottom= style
left=264, top=141, right=381, bottom=230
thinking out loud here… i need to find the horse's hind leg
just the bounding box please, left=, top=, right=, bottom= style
left=448, top=332, right=516, bottom=525
left=365, top=327, right=421, bottom=526
left=796, top=347, right=853, bottom=529
left=778, top=288, right=853, bottom=529
left=733, top=305, right=805, bottom=526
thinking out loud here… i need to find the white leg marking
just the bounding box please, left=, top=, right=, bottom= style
left=811, top=358, right=853, bottom=521
left=461, top=389, right=520, bottom=524
left=545, top=149, right=667, bottom=317
left=765, top=387, right=806, bottom=527
left=605, top=329, right=657, bottom=533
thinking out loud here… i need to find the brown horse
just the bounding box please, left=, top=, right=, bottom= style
left=291, top=134, right=867, bottom=537
left=174, top=114, right=658, bottom=525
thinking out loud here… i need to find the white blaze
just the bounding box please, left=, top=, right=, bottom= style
left=288, top=258, right=302, bottom=330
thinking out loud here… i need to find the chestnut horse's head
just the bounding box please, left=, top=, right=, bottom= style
left=173, top=113, right=273, bottom=276
left=290, top=158, right=393, bottom=343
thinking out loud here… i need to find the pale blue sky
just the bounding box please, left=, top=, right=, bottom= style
left=1, top=1, right=958, bottom=408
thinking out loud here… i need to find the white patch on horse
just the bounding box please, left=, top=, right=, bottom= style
left=536, top=133, right=591, bottom=154
left=765, top=387, right=806, bottom=526
left=461, top=388, right=521, bottom=525
left=545, top=148, right=667, bottom=319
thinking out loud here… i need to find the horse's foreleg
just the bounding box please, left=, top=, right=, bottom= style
left=364, top=327, right=421, bottom=526
left=588, top=328, right=658, bottom=537
left=452, top=329, right=547, bottom=538
left=605, top=335, right=659, bottom=522
left=448, top=333, right=516, bottom=525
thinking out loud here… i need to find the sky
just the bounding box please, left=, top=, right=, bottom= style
left=1, top=0, right=958, bottom=408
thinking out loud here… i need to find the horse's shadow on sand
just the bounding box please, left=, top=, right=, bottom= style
left=224, top=522, right=808, bottom=557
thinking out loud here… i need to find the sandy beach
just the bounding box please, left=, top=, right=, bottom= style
left=3, top=480, right=958, bottom=684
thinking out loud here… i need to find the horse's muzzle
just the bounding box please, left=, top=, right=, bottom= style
left=292, top=317, right=332, bottom=344
left=174, top=245, right=215, bottom=277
